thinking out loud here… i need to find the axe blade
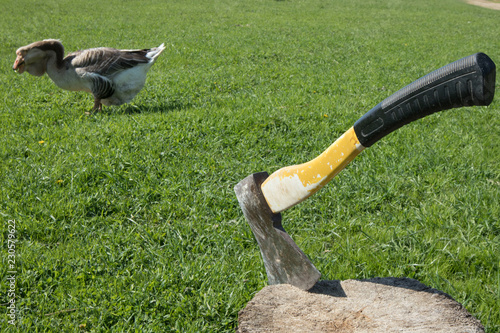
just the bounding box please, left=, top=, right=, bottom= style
left=234, top=172, right=321, bottom=290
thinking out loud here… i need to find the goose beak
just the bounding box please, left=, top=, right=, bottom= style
left=13, top=55, right=25, bottom=74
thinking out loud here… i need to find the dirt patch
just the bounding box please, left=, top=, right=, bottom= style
left=467, top=0, right=500, bottom=10
left=237, top=278, right=484, bottom=332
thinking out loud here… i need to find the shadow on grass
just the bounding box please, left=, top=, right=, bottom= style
left=98, top=99, right=193, bottom=115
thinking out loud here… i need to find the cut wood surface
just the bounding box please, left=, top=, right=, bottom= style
left=237, top=278, right=484, bottom=333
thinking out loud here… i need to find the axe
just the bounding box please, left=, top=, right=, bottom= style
left=234, top=53, right=496, bottom=290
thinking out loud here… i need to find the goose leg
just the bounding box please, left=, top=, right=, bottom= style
left=93, top=99, right=102, bottom=112
left=90, top=77, right=113, bottom=113
left=85, top=99, right=102, bottom=115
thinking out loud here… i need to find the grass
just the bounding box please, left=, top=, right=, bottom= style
left=0, top=0, right=499, bottom=331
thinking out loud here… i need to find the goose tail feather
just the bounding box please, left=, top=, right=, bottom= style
left=147, top=43, right=165, bottom=61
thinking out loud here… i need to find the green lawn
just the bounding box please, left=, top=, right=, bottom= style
left=1, top=0, right=499, bottom=331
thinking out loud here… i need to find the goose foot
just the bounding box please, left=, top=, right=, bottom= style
left=93, top=99, right=103, bottom=112
left=84, top=100, right=102, bottom=116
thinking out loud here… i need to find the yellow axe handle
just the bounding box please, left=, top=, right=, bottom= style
left=261, top=127, right=364, bottom=212
left=261, top=52, right=496, bottom=213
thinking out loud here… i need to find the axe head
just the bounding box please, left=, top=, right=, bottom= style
left=234, top=172, right=321, bottom=290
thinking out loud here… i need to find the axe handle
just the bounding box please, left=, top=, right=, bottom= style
left=353, top=52, right=496, bottom=147
left=261, top=53, right=496, bottom=213
left=261, top=127, right=364, bottom=213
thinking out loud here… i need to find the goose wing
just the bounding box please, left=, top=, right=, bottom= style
left=67, top=47, right=150, bottom=76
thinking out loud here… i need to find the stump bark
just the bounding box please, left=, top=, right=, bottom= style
left=237, top=277, right=484, bottom=332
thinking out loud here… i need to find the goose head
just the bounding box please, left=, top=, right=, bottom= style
left=13, top=39, right=65, bottom=76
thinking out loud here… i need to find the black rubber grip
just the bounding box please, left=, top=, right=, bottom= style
left=353, top=53, right=496, bottom=147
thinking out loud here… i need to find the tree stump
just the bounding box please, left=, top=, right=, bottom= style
left=237, top=277, right=484, bottom=332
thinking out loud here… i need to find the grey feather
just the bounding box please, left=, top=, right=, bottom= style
left=67, top=48, right=151, bottom=76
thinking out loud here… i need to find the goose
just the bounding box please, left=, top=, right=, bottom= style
left=13, top=39, right=165, bottom=111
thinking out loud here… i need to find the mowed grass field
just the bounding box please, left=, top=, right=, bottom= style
left=1, top=0, right=499, bottom=331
